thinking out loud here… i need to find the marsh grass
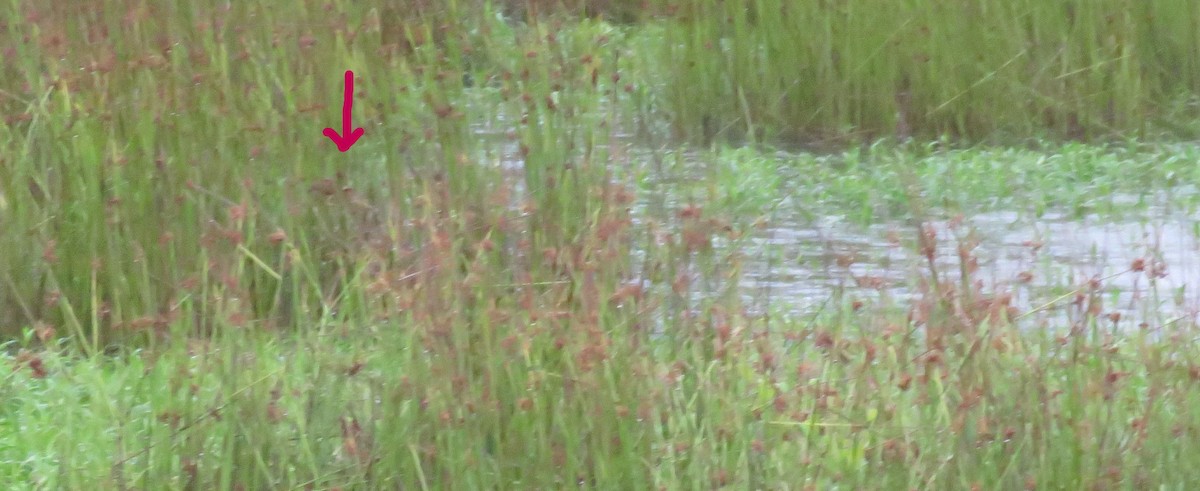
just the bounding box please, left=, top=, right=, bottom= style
left=650, top=0, right=1200, bottom=145
left=3, top=1, right=1200, bottom=489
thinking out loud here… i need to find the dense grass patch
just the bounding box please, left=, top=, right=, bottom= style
left=648, top=0, right=1200, bottom=144
left=7, top=291, right=1200, bottom=489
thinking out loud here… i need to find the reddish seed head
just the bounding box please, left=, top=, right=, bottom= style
left=15, top=350, right=47, bottom=379
left=671, top=272, right=690, bottom=295
left=760, top=351, right=776, bottom=372
left=158, top=411, right=183, bottom=427
left=228, top=204, right=246, bottom=221
left=773, top=395, right=787, bottom=412
left=863, top=342, right=876, bottom=362
left=614, top=188, right=634, bottom=204
left=266, top=402, right=284, bottom=423
left=714, top=322, right=732, bottom=342
left=920, top=225, right=937, bottom=259
left=834, top=253, right=856, bottom=268
left=815, top=331, right=834, bottom=350
left=41, top=240, right=57, bottom=264
left=223, top=229, right=244, bottom=245
left=34, top=321, right=55, bottom=343
left=678, top=204, right=702, bottom=219
left=710, top=469, right=729, bottom=487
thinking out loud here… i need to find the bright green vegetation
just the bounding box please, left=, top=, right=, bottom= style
left=2, top=1, right=1200, bottom=489
left=658, top=141, right=1200, bottom=226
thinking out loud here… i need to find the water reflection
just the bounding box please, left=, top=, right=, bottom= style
left=738, top=206, right=1199, bottom=329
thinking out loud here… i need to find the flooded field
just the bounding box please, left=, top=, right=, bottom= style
left=490, top=135, right=1200, bottom=331
left=597, top=140, right=1200, bottom=331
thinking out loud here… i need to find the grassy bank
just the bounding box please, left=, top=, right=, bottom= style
left=2, top=1, right=1200, bottom=489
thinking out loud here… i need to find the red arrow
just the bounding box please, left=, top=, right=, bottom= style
left=323, top=70, right=364, bottom=152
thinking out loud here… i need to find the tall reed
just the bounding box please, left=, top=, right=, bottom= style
left=649, top=0, right=1200, bottom=144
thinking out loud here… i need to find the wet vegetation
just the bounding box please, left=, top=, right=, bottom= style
left=2, top=1, right=1200, bottom=489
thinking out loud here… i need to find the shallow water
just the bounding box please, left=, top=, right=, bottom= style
left=734, top=203, right=1200, bottom=330
left=478, top=127, right=1200, bottom=330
